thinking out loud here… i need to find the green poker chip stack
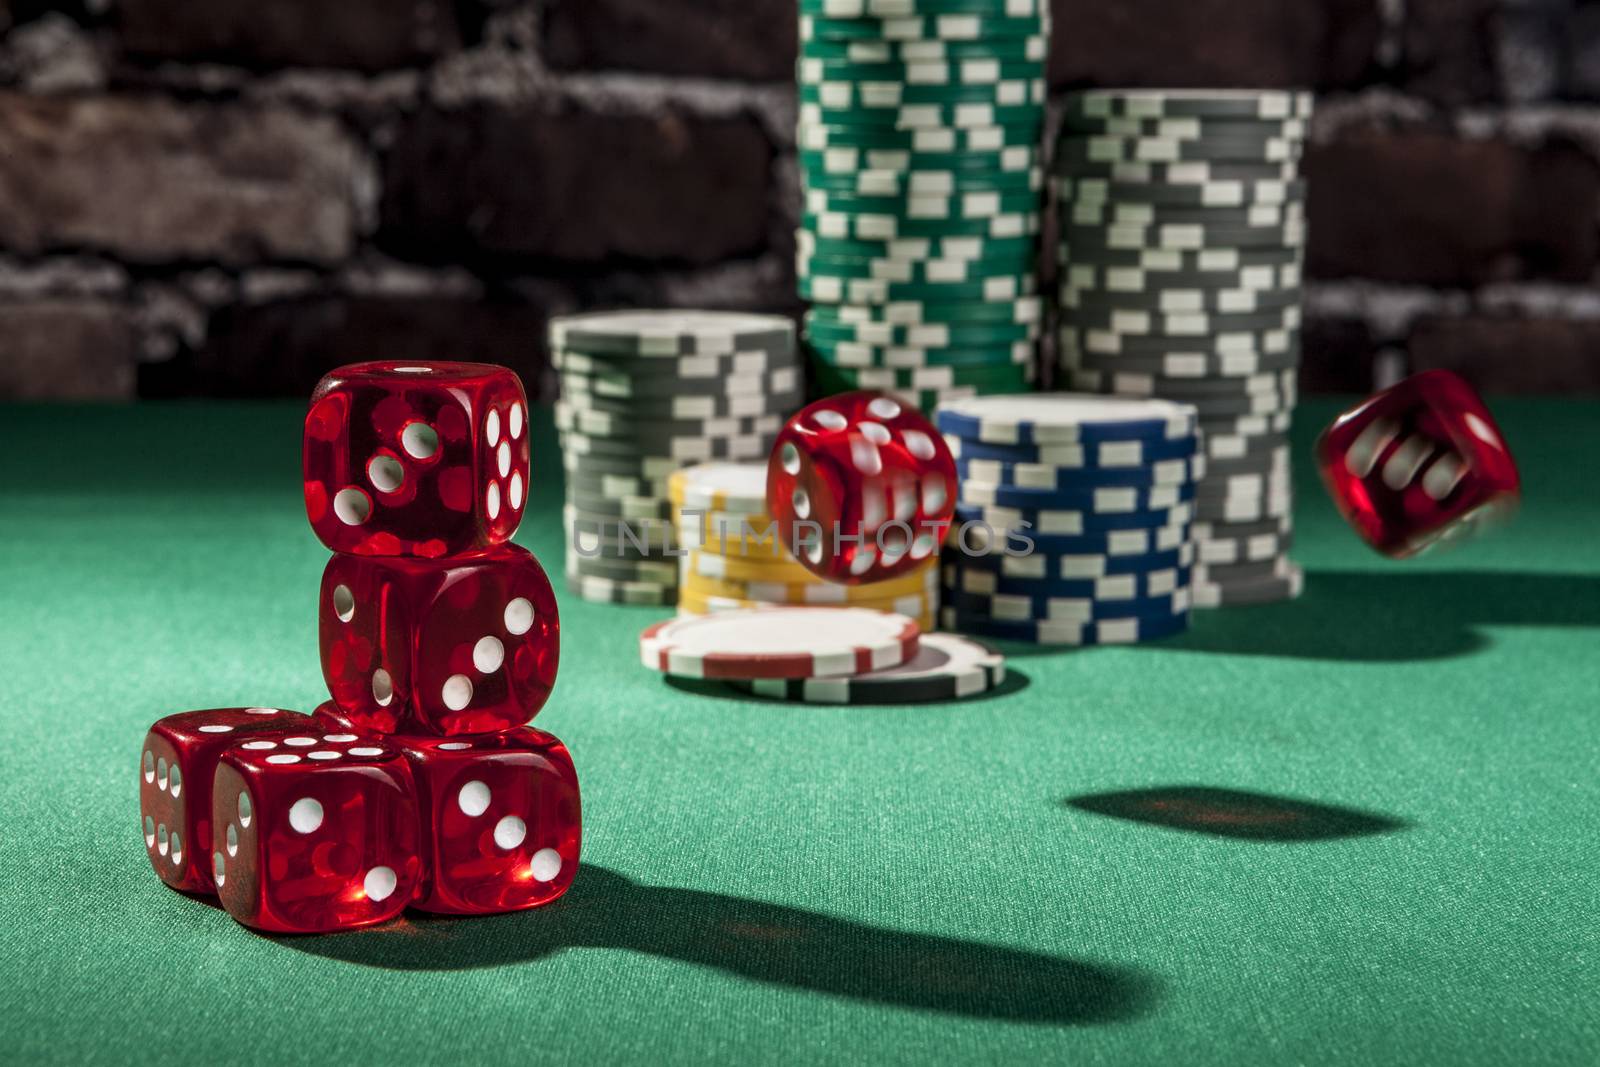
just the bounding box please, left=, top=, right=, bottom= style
left=1053, top=89, right=1314, bottom=607
left=796, top=0, right=1049, bottom=412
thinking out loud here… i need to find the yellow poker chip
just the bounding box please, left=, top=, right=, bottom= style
left=679, top=590, right=937, bottom=621
left=668, top=462, right=772, bottom=515
left=684, top=548, right=819, bottom=584
left=674, top=602, right=937, bottom=632
left=682, top=561, right=938, bottom=604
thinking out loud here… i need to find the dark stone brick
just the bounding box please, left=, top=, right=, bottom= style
left=117, top=0, right=460, bottom=73
left=1301, top=315, right=1379, bottom=394
left=1399, top=0, right=1499, bottom=104
left=0, top=301, right=135, bottom=400
left=0, top=93, right=362, bottom=265
left=1408, top=315, right=1600, bottom=393
left=1048, top=0, right=1382, bottom=90
left=1304, top=128, right=1600, bottom=286
left=1564, top=4, right=1600, bottom=99
left=380, top=105, right=774, bottom=268
left=543, top=0, right=796, bottom=82
left=149, top=296, right=553, bottom=398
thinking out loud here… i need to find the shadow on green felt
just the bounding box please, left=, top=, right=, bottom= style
left=661, top=668, right=1031, bottom=704
left=991, top=569, right=1600, bottom=662
left=1065, top=786, right=1409, bottom=843
left=276, top=865, right=1156, bottom=1026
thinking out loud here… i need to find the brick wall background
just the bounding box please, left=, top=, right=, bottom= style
left=1, top=0, right=1597, bottom=401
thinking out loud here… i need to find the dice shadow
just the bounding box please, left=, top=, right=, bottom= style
left=994, top=569, right=1600, bottom=662
left=1065, top=786, right=1408, bottom=843
left=275, top=864, right=1156, bottom=1026
left=661, top=668, right=1031, bottom=705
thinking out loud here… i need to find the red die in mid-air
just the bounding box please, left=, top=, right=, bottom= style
left=766, top=391, right=957, bottom=583
left=1317, top=370, right=1520, bottom=558
left=321, top=542, right=560, bottom=736
left=304, top=361, right=531, bottom=558
left=138, top=707, right=314, bottom=894
left=212, top=733, right=421, bottom=933
left=314, top=704, right=580, bottom=914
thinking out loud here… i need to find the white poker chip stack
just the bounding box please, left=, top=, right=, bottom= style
left=796, top=0, right=1051, bottom=412
left=549, top=311, right=802, bottom=606
left=1053, top=89, right=1311, bottom=606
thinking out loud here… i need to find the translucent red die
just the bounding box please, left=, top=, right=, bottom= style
left=312, top=705, right=581, bottom=914
left=320, top=542, right=560, bottom=736
left=138, top=707, right=314, bottom=894
left=766, top=390, right=957, bottom=583
left=304, top=361, right=531, bottom=558
left=1317, top=370, right=1520, bottom=558
left=211, top=732, right=421, bottom=933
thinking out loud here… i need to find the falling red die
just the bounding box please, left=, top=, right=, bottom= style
left=1317, top=370, right=1520, bottom=558
left=766, top=391, right=957, bottom=583
left=303, top=361, right=531, bottom=558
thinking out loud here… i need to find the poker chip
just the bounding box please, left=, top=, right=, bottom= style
left=944, top=561, right=1190, bottom=600
left=550, top=312, right=802, bottom=604
left=799, top=34, right=1048, bottom=63
left=1063, top=89, right=1313, bottom=122
left=943, top=430, right=1197, bottom=466
left=728, top=632, right=1005, bottom=704
left=1051, top=89, right=1307, bottom=607
left=953, top=498, right=1195, bottom=534
left=936, top=393, right=1197, bottom=444
left=953, top=540, right=1194, bottom=578
left=668, top=462, right=769, bottom=515
left=944, top=584, right=1190, bottom=623
left=955, top=451, right=1204, bottom=488
left=955, top=479, right=1196, bottom=513
left=566, top=573, right=677, bottom=607
left=797, top=0, right=1046, bottom=413
left=666, top=461, right=945, bottom=625
left=639, top=607, right=921, bottom=680
left=551, top=310, right=795, bottom=357
left=939, top=605, right=1190, bottom=645
left=1190, top=562, right=1305, bottom=607
left=933, top=391, right=1201, bottom=645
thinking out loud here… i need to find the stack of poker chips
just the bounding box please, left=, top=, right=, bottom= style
left=670, top=461, right=939, bottom=631
left=1052, top=89, right=1310, bottom=606
left=934, top=394, right=1199, bottom=645
left=795, top=0, right=1050, bottom=412
left=551, top=311, right=803, bottom=606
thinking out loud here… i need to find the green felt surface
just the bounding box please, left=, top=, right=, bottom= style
left=2, top=399, right=1597, bottom=1066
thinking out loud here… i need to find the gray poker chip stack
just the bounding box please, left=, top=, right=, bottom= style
left=548, top=310, right=802, bottom=605
left=795, top=0, right=1051, bottom=413
left=1052, top=89, right=1311, bottom=606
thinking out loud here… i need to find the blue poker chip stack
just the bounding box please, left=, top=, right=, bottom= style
left=934, top=393, right=1199, bottom=645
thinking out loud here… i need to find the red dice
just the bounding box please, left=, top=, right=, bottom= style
left=1317, top=370, right=1520, bottom=558
left=313, top=704, right=580, bottom=913
left=147, top=359, right=578, bottom=937
left=320, top=542, right=560, bottom=736
left=304, top=361, right=531, bottom=558
left=766, top=391, right=957, bottom=583
left=212, top=733, right=422, bottom=933
left=138, top=707, right=314, bottom=893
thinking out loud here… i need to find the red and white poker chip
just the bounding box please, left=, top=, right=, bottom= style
left=639, top=607, right=921, bottom=680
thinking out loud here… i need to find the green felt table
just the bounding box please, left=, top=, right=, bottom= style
left=2, top=399, right=1597, bottom=1066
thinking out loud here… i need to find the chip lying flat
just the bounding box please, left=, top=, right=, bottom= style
left=728, top=632, right=1004, bottom=704
left=639, top=607, right=921, bottom=680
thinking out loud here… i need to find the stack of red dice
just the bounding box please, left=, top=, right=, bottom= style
left=138, top=362, right=579, bottom=934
